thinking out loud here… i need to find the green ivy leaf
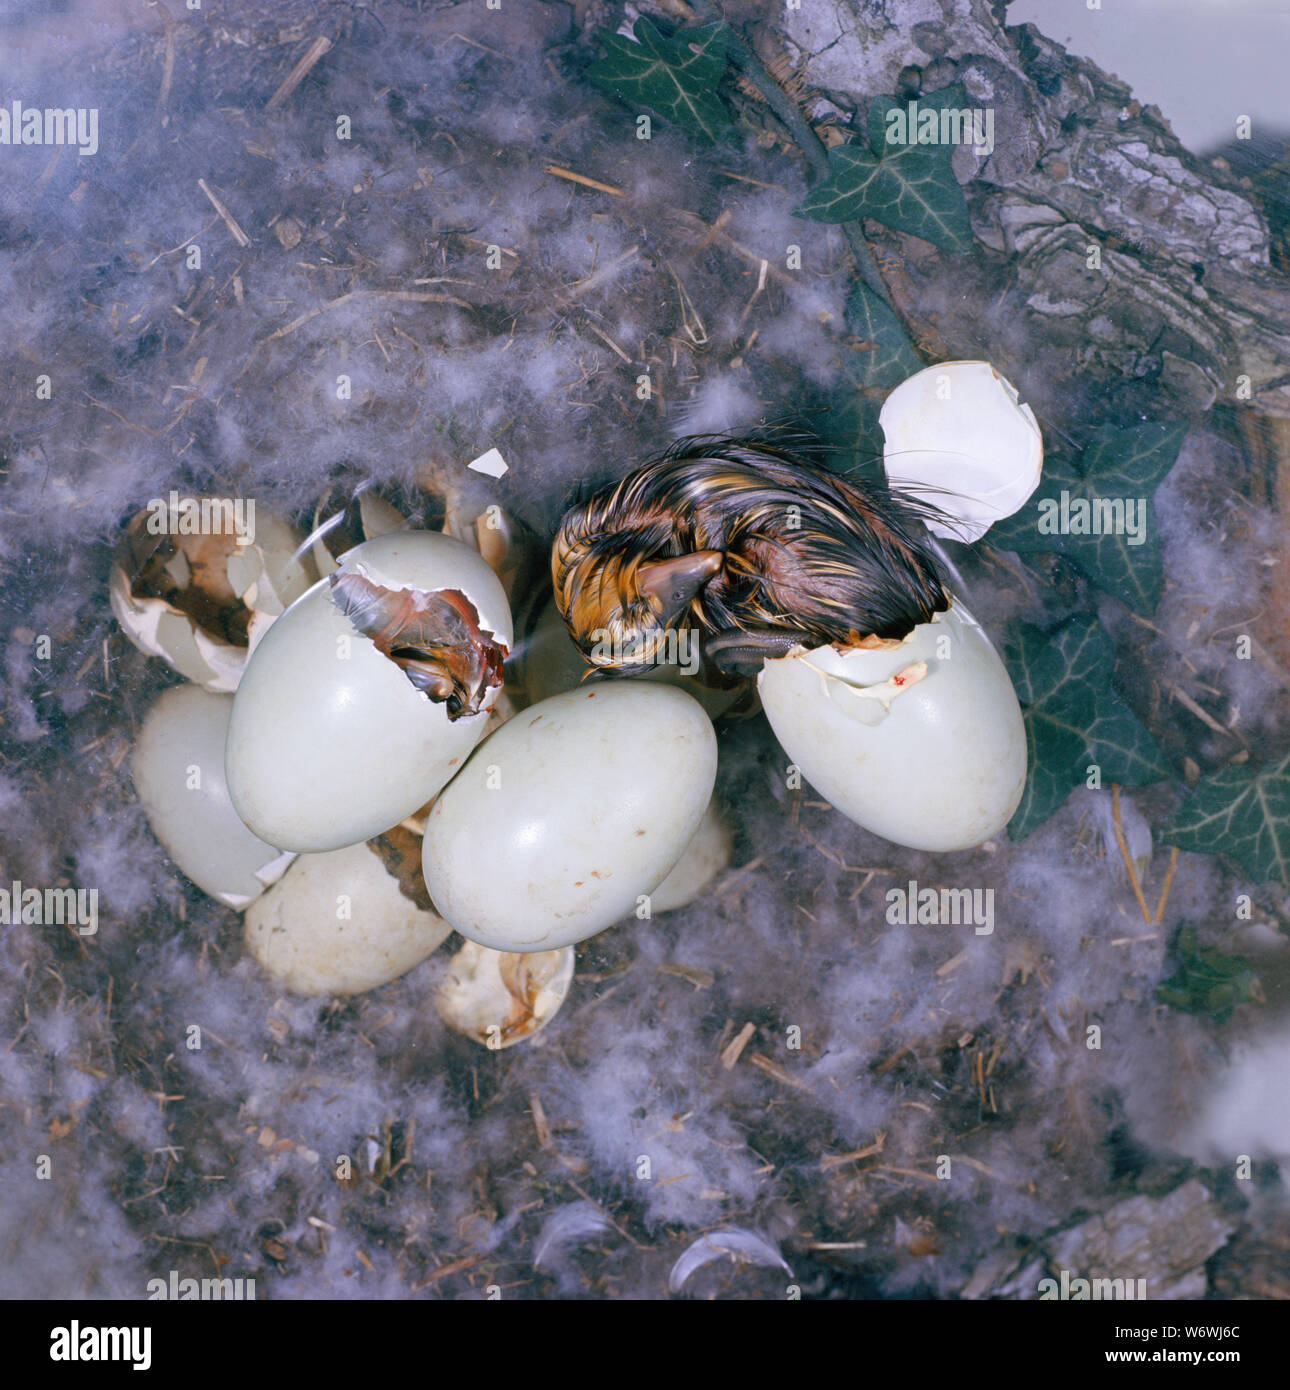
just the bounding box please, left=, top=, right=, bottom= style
left=1156, top=925, right=1261, bottom=1024
left=1159, top=750, right=1290, bottom=887
left=794, top=145, right=972, bottom=250
left=986, top=421, right=1188, bottom=614
left=588, top=19, right=731, bottom=142
left=793, top=85, right=972, bottom=249
left=1006, top=614, right=1170, bottom=838
left=842, top=282, right=921, bottom=389
left=865, top=83, right=970, bottom=157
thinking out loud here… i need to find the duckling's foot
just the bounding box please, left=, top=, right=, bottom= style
left=704, top=628, right=808, bottom=675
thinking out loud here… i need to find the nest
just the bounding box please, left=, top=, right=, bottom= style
left=1, top=0, right=1287, bottom=1301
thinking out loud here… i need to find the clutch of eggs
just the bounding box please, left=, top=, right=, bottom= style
left=757, top=600, right=1026, bottom=851
left=226, top=531, right=513, bottom=853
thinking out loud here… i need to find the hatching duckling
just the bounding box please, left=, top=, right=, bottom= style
left=551, top=434, right=951, bottom=676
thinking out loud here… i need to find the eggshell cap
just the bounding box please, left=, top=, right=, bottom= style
left=881, top=361, right=1043, bottom=544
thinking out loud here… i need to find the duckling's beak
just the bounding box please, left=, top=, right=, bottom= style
left=637, top=550, right=723, bottom=624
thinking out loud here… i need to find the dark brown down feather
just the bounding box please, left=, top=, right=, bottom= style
left=551, top=435, right=951, bottom=675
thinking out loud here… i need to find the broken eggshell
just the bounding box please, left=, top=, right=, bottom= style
left=443, top=495, right=520, bottom=587
left=880, top=361, right=1043, bottom=544
left=310, top=480, right=532, bottom=598
left=226, top=531, right=513, bottom=852
left=244, top=837, right=452, bottom=995
left=443, top=494, right=552, bottom=678
left=422, top=682, right=718, bottom=951
left=436, top=940, right=574, bottom=1049
left=310, top=490, right=410, bottom=577
left=110, top=504, right=316, bottom=691
left=757, top=601, right=1026, bottom=851
left=132, top=684, right=295, bottom=909
left=313, top=486, right=544, bottom=698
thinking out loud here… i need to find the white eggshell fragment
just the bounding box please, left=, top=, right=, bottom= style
left=244, top=839, right=452, bottom=995
left=436, top=941, right=575, bottom=1049
left=422, top=683, right=718, bottom=951
left=132, top=685, right=295, bottom=909
left=757, top=602, right=1025, bottom=851
left=881, top=361, right=1043, bottom=544
left=648, top=799, right=733, bottom=913
left=111, top=506, right=316, bottom=692
left=442, top=494, right=516, bottom=580
left=226, top=532, right=513, bottom=853
left=310, top=492, right=409, bottom=576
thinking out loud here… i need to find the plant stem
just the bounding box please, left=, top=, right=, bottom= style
left=686, top=0, right=898, bottom=310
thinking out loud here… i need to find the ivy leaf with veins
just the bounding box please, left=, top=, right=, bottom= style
left=1006, top=613, right=1170, bottom=839
left=842, top=282, right=922, bottom=389
left=986, top=421, right=1188, bottom=614
left=1156, top=924, right=1262, bottom=1023
left=588, top=19, right=731, bottom=142
left=794, top=84, right=973, bottom=250
left=1159, top=751, right=1290, bottom=887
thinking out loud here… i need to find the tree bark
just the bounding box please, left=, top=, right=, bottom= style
left=758, top=0, right=1290, bottom=432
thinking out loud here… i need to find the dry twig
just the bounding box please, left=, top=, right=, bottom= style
left=197, top=180, right=251, bottom=248
left=266, top=36, right=333, bottom=112
left=1111, top=784, right=1153, bottom=924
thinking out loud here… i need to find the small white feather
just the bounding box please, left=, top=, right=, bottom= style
left=668, top=1227, right=792, bottom=1293
left=532, top=1201, right=613, bottom=1271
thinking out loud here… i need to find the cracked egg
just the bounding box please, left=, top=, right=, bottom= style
left=110, top=502, right=316, bottom=691
left=309, top=490, right=411, bottom=577
left=226, top=531, right=513, bottom=852
left=757, top=601, right=1026, bottom=851
left=436, top=940, right=574, bottom=1049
